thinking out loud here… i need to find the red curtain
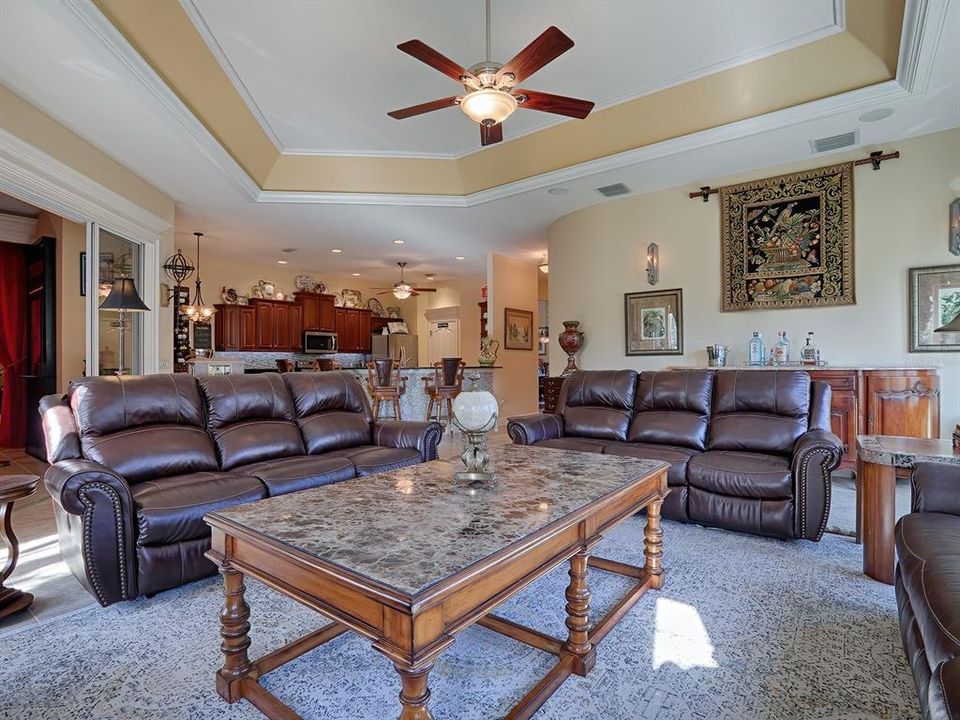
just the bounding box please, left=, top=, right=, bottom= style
left=0, top=242, right=27, bottom=448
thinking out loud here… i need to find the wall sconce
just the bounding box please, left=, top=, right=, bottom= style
left=646, top=242, right=659, bottom=285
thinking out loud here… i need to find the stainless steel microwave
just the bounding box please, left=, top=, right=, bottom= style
left=303, top=331, right=338, bottom=354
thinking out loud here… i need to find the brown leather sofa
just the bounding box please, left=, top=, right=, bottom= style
left=896, top=463, right=960, bottom=720
left=39, top=371, right=442, bottom=606
left=508, top=369, right=842, bottom=540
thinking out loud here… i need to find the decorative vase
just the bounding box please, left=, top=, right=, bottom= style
left=478, top=336, right=499, bottom=366
left=558, top=321, right=584, bottom=376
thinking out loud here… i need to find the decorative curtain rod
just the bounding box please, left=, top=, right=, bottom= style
left=687, top=150, right=901, bottom=202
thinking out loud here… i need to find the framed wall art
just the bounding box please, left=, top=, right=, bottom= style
left=625, top=288, right=683, bottom=356
left=909, top=264, right=960, bottom=352
left=503, top=307, right=534, bottom=350
left=720, top=162, right=855, bottom=311
left=950, top=198, right=960, bottom=255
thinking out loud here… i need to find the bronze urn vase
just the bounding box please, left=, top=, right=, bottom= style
left=558, top=321, right=584, bottom=376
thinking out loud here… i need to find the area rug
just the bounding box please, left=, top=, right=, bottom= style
left=0, top=518, right=919, bottom=720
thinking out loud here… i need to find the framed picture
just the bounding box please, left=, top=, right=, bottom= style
left=720, top=162, right=855, bottom=311
left=504, top=308, right=534, bottom=350
left=80, top=251, right=86, bottom=296
left=625, top=288, right=683, bottom=356
left=950, top=198, right=960, bottom=256
left=538, top=326, right=549, bottom=356
left=909, top=264, right=960, bottom=352
left=80, top=251, right=117, bottom=298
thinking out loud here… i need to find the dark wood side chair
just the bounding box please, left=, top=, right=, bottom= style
left=313, top=358, right=340, bottom=371
left=423, top=358, right=465, bottom=428
left=276, top=359, right=295, bottom=373
left=366, top=358, right=406, bottom=420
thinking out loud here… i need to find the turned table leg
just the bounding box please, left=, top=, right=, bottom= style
left=644, top=499, right=665, bottom=590
left=0, top=498, right=33, bottom=619
left=395, top=663, right=434, bottom=720
left=564, top=550, right=595, bottom=676
left=216, top=565, right=253, bottom=703
left=861, top=461, right=896, bottom=585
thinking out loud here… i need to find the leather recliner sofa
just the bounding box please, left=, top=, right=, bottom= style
left=508, top=369, right=842, bottom=540
left=895, top=462, right=960, bottom=719
left=39, top=371, right=442, bottom=606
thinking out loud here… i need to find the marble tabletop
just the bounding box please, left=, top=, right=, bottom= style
left=209, top=446, right=667, bottom=596
left=857, top=435, right=960, bottom=468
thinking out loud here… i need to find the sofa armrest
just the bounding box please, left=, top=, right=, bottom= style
left=506, top=414, right=564, bottom=446
left=373, top=421, right=443, bottom=461
left=44, top=460, right=137, bottom=606
left=791, top=429, right=844, bottom=541
left=928, top=656, right=960, bottom=720
left=911, top=462, right=960, bottom=516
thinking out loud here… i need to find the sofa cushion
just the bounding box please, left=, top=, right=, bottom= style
left=326, top=446, right=422, bottom=476
left=688, top=450, right=793, bottom=499
left=604, top=442, right=696, bottom=487
left=559, top=370, right=637, bottom=442
left=688, top=486, right=794, bottom=539
left=896, top=512, right=960, bottom=670
left=199, top=373, right=304, bottom=470
left=707, top=370, right=810, bottom=455
left=534, top=437, right=609, bottom=453
left=69, top=375, right=219, bottom=483
left=629, top=370, right=714, bottom=450
left=283, top=372, right=374, bottom=454
left=235, top=455, right=356, bottom=496
left=131, top=471, right=265, bottom=546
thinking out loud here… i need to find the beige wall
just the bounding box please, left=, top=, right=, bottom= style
left=548, top=127, right=960, bottom=436
left=488, top=253, right=539, bottom=417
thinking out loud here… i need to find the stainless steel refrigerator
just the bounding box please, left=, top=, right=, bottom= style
left=371, top=333, right=419, bottom=366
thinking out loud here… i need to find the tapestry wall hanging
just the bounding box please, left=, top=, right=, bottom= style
left=720, top=162, right=855, bottom=311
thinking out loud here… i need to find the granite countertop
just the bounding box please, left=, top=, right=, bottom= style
left=210, top=445, right=667, bottom=597
left=670, top=365, right=939, bottom=371
left=857, top=435, right=960, bottom=467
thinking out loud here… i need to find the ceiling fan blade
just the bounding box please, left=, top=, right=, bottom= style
left=397, top=40, right=474, bottom=83
left=388, top=96, right=460, bottom=120
left=377, top=290, right=396, bottom=296
left=480, top=122, right=503, bottom=146
left=515, top=89, right=594, bottom=119
left=498, top=27, right=574, bottom=84
left=411, top=288, right=438, bottom=292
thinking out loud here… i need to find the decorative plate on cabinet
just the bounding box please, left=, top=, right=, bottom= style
left=294, top=274, right=317, bottom=291
left=341, top=289, right=363, bottom=307
left=386, top=306, right=402, bottom=319
left=333, top=294, right=344, bottom=306
left=367, top=298, right=385, bottom=316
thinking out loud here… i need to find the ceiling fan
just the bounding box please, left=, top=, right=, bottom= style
left=374, top=262, right=439, bottom=300
left=387, top=0, right=594, bottom=147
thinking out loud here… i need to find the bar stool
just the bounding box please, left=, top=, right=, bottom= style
left=423, top=358, right=465, bottom=429
left=312, top=358, right=340, bottom=371
left=366, top=358, right=406, bottom=420
left=276, top=359, right=295, bottom=373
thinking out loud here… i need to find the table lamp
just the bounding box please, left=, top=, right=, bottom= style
left=452, top=374, right=499, bottom=483
left=99, top=277, right=150, bottom=375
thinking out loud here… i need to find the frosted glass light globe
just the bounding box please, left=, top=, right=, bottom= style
left=460, top=89, right=517, bottom=126
left=452, top=389, right=498, bottom=431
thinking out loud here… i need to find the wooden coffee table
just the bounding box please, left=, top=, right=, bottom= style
left=205, top=445, right=669, bottom=720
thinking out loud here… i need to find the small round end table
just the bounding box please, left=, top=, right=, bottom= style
left=0, top=474, right=39, bottom=619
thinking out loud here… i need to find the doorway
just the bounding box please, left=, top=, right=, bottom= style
left=428, top=318, right=460, bottom=365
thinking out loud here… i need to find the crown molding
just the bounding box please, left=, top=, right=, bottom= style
left=0, top=126, right=170, bottom=243
left=0, top=212, right=38, bottom=245
left=56, top=0, right=261, bottom=202
left=897, top=0, right=950, bottom=95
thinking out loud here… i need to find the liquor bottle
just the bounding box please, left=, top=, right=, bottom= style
left=801, top=332, right=820, bottom=365
left=748, top=332, right=765, bottom=366
left=781, top=330, right=791, bottom=363
left=772, top=331, right=786, bottom=365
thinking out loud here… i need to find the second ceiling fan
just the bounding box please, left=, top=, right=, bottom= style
left=374, top=262, right=438, bottom=300
left=388, top=0, right=595, bottom=147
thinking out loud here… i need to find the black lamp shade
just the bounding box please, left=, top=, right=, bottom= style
left=99, top=277, right=150, bottom=312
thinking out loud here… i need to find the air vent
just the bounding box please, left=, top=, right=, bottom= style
left=280, top=247, right=298, bottom=254
left=809, top=131, right=858, bottom=154
left=595, top=182, right=632, bottom=197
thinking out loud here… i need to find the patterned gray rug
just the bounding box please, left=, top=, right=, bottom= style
left=0, top=518, right=918, bottom=720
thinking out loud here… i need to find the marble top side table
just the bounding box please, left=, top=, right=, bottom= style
left=0, top=474, right=39, bottom=619
left=856, top=436, right=960, bottom=585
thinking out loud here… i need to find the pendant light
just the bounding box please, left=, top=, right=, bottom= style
left=180, top=232, right=216, bottom=323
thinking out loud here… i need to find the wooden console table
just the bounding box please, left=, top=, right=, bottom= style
left=0, top=475, right=39, bottom=619
left=856, top=435, right=960, bottom=585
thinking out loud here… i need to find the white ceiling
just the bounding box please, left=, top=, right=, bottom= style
left=0, top=190, right=39, bottom=217
left=0, top=0, right=958, bottom=284
left=186, top=0, right=841, bottom=157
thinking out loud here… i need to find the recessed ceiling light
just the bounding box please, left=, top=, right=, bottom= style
left=455, top=256, right=466, bottom=260
left=277, top=260, right=288, bottom=264
left=393, top=239, right=405, bottom=245
left=425, top=274, right=436, bottom=280
left=858, top=108, right=894, bottom=123
left=547, top=187, right=569, bottom=195
left=351, top=272, right=360, bottom=276
left=331, top=248, right=343, bottom=253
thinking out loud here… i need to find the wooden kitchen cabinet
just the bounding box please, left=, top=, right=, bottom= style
left=333, top=307, right=372, bottom=352
left=288, top=303, right=303, bottom=352
left=214, top=304, right=256, bottom=351
left=251, top=299, right=302, bottom=351
left=296, top=292, right=336, bottom=332
left=358, top=310, right=371, bottom=352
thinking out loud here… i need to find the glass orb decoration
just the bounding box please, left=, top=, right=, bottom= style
left=452, top=388, right=498, bottom=432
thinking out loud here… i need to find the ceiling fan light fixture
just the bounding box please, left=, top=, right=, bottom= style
left=460, top=88, right=517, bottom=126
left=393, top=282, right=414, bottom=300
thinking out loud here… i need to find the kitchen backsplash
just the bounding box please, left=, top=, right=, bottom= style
left=211, top=351, right=369, bottom=369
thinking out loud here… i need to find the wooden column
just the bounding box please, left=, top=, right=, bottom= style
left=860, top=461, right=897, bottom=584
left=216, top=565, right=253, bottom=703
left=564, top=550, right=595, bottom=676
left=644, top=499, right=665, bottom=589
left=394, top=664, right=434, bottom=720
